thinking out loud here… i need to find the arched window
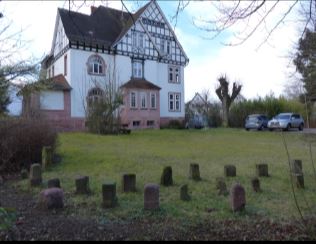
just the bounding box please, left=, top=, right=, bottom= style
left=87, top=55, right=106, bottom=75
left=87, top=87, right=104, bottom=108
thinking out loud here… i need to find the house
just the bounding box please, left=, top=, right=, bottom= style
left=186, top=93, right=209, bottom=128
left=29, top=0, right=189, bottom=131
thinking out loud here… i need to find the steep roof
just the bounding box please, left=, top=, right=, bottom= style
left=58, top=2, right=151, bottom=49
left=120, top=78, right=161, bottom=90
left=58, top=6, right=131, bottom=48
left=50, top=74, right=72, bottom=91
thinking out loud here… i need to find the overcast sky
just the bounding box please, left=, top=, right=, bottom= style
left=1, top=0, right=304, bottom=115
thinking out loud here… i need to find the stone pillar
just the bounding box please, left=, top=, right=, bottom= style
left=42, top=146, right=53, bottom=170
left=48, top=178, right=61, bottom=188
left=291, top=159, right=303, bottom=175
left=251, top=177, right=261, bottom=192
left=230, top=183, right=246, bottom=212
left=144, top=183, right=159, bottom=210
left=216, top=177, right=228, bottom=196
left=256, top=164, right=269, bottom=177
left=102, top=182, right=117, bottom=208
left=161, top=166, right=173, bottom=186
left=38, top=188, right=64, bottom=209
left=30, top=164, right=42, bottom=186
left=180, top=184, right=191, bottom=201
left=122, top=174, right=136, bottom=192
left=224, top=165, right=236, bottom=177
left=189, top=163, right=201, bottom=181
left=294, top=174, right=304, bottom=189
left=75, top=176, right=90, bottom=194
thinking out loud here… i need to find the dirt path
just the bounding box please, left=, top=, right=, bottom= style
left=0, top=178, right=315, bottom=241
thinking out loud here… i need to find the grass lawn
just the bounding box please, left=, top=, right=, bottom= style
left=16, top=128, right=316, bottom=225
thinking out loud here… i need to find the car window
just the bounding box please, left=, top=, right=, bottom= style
left=276, top=115, right=290, bottom=120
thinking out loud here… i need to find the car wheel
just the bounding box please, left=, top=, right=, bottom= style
left=245, top=128, right=250, bottom=131
left=269, top=128, right=273, bottom=131
left=283, top=124, right=291, bottom=131
left=299, top=123, right=304, bottom=131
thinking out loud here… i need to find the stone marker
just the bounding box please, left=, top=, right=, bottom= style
left=30, top=164, right=42, bottom=186
left=21, top=169, right=28, bottom=179
left=161, top=166, right=173, bottom=186
left=102, top=182, right=117, bottom=208
left=122, top=173, right=136, bottom=192
left=256, top=164, right=269, bottom=177
left=224, top=165, right=236, bottom=177
left=38, top=187, right=64, bottom=209
left=180, top=184, right=191, bottom=201
left=216, top=177, right=228, bottom=196
left=48, top=178, right=61, bottom=188
left=230, top=183, right=246, bottom=212
left=144, top=183, right=159, bottom=210
left=291, top=159, right=303, bottom=175
left=294, top=174, right=304, bottom=189
left=189, top=163, right=201, bottom=181
left=251, top=177, right=261, bottom=192
left=42, top=146, right=53, bottom=170
left=75, top=176, right=90, bottom=194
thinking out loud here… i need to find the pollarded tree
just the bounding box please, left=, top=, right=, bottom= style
left=215, top=74, right=242, bottom=127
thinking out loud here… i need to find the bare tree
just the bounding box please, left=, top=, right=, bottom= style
left=215, top=74, right=242, bottom=127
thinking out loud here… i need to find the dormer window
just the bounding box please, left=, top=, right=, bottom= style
left=87, top=55, right=106, bottom=75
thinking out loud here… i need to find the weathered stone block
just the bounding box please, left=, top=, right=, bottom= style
left=30, top=164, right=42, bottom=186
left=48, top=178, right=61, bottom=188
left=294, top=174, right=304, bottom=189
left=224, top=165, right=236, bottom=177
left=38, top=187, right=64, bottom=209
left=75, top=176, right=90, bottom=194
left=189, top=163, right=201, bottom=181
left=291, top=159, right=303, bottom=175
left=216, top=177, right=228, bottom=196
left=180, top=184, right=191, bottom=201
left=42, top=146, right=53, bottom=170
left=251, top=177, right=261, bottom=192
left=144, top=183, right=159, bottom=210
left=122, top=174, right=136, bottom=192
left=102, top=182, right=117, bottom=208
left=161, top=166, right=173, bottom=186
left=230, top=183, right=246, bottom=212
left=256, top=164, right=269, bottom=177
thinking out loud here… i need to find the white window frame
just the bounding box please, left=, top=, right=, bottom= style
left=130, top=91, right=137, bottom=109
left=168, top=65, right=180, bottom=84
left=168, top=92, right=181, bottom=112
left=132, top=60, right=143, bottom=78
left=140, top=92, right=147, bottom=109
left=87, top=55, right=105, bottom=76
left=150, top=92, right=157, bottom=109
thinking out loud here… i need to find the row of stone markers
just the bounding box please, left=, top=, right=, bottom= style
left=24, top=159, right=306, bottom=212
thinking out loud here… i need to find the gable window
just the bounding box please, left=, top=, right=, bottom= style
left=160, top=39, right=165, bottom=53
left=150, top=93, right=156, bottom=109
left=132, top=31, right=145, bottom=53
left=132, top=60, right=143, bottom=78
left=130, top=92, right=137, bottom=108
left=166, top=41, right=171, bottom=55
left=64, top=55, right=67, bottom=76
left=87, top=55, right=106, bottom=75
left=169, top=92, right=181, bottom=112
left=140, top=92, right=147, bottom=109
left=87, top=87, right=104, bottom=108
left=168, top=66, right=180, bottom=83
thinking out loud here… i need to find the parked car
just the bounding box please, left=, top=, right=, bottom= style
left=245, top=114, right=269, bottom=131
left=267, top=113, right=304, bottom=131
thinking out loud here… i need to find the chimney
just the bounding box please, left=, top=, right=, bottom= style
left=91, top=6, right=97, bottom=15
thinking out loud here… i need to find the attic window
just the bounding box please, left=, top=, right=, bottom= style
left=87, top=55, right=106, bottom=76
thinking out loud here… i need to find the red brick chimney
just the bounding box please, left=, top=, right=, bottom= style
left=91, top=6, right=97, bottom=15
